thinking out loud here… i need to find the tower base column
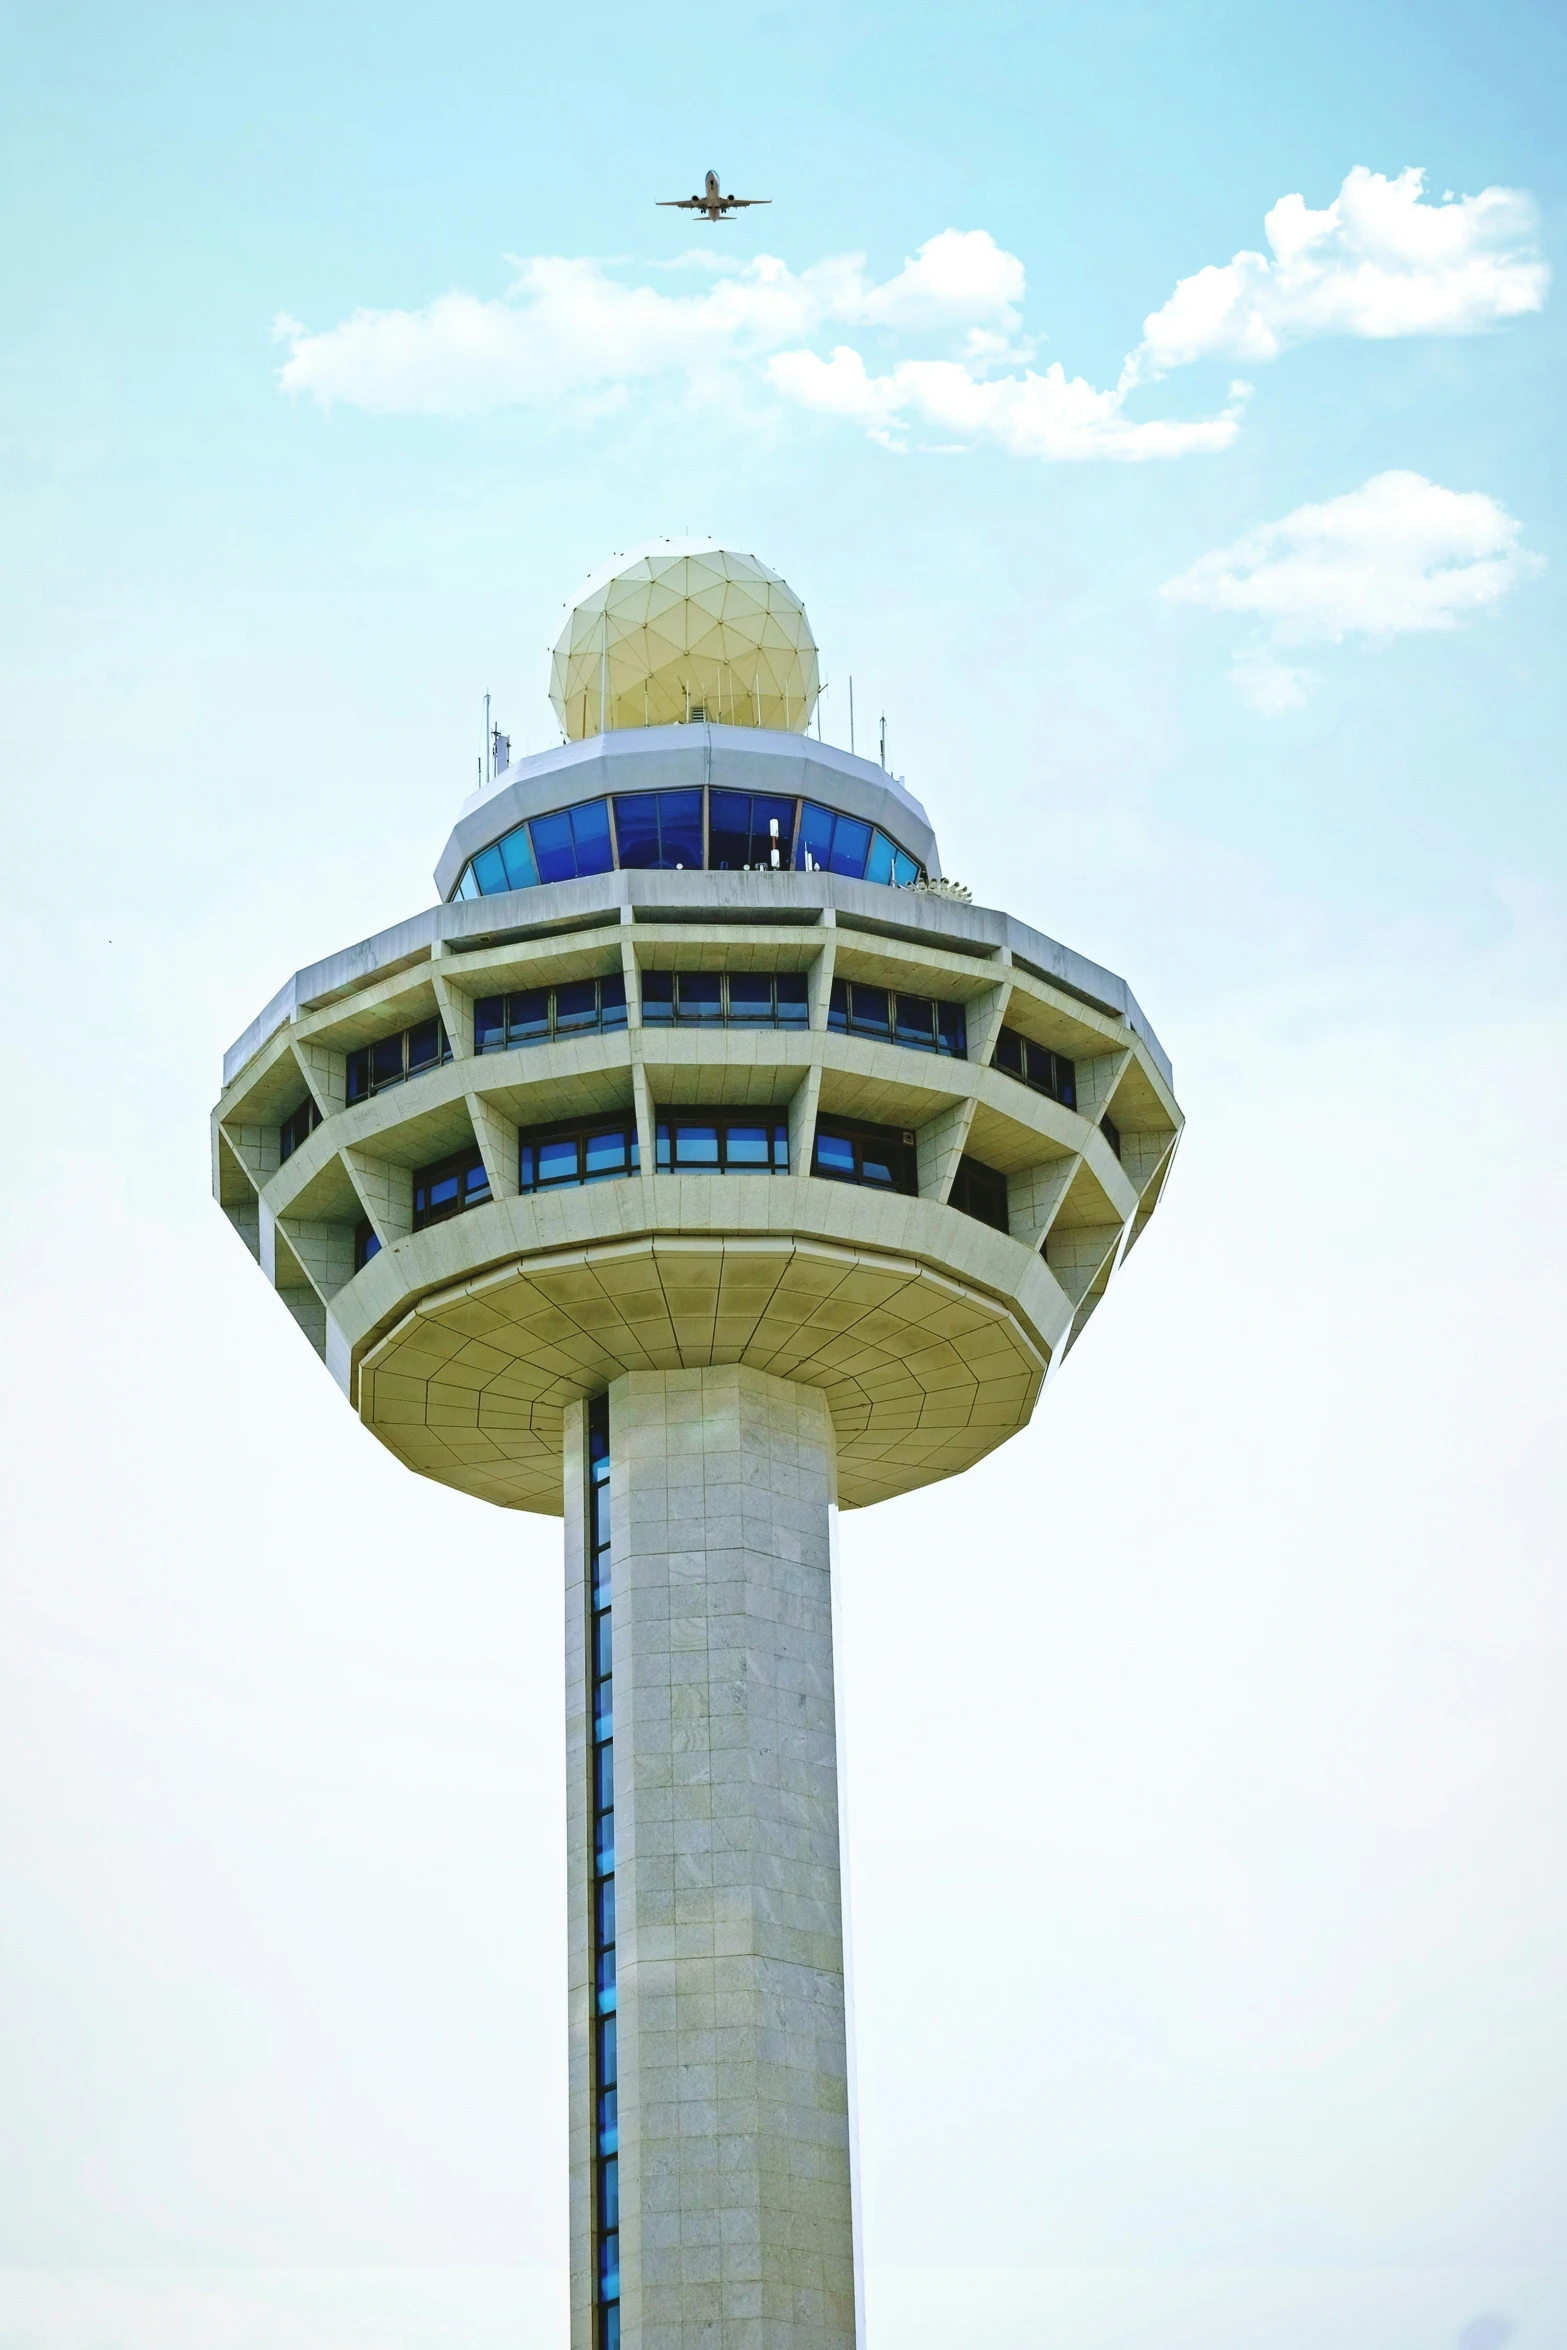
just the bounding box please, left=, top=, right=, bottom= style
left=566, top=1364, right=857, bottom=2350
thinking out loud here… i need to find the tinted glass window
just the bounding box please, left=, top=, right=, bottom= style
left=585, top=1128, right=633, bottom=1180
left=406, top=1018, right=441, bottom=1071
left=612, top=790, right=701, bottom=870
left=894, top=994, right=935, bottom=1049
left=798, top=802, right=836, bottom=873
left=474, top=996, right=506, bottom=1052
left=812, top=1120, right=917, bottom=1194
left=952, top=1155, right=1009, bottom=1233
left=530, top=809, right=578, bottom=884
left=938, top=1001, right=967, bottom=1055
left=610, top=794, right=659, bottom=868
left=538, top=1137, right=581, bottom=1185
left=827, top=815, right=871, bottom=877
left=865, top=831, right=896, bottom=886
left=511, top=988, right=551, bottom=1042
left=600, top=973, right=627, bottom=1024
left=555, top=979, right=599, bottom=1030
left=725, top=1124, right=770, bottom=1167
left=640, top=970, right=674, bottom=1020
left=570, top=800, right=614, bottom=874
left=726, top=972, right=772, bottom=1019
left=499, top=825, right=540, bottom=890
left=776, top=972, right=809, bottom=1022
left=371, top=1034, right=405, bottom=1088
left=472, top=843, right=508, bottom=893
left=677, top=973, right=721, bottom=1019
left=848, top=983, right=890, bottom=1035
left=519, top=1120, right=639, bottom=1192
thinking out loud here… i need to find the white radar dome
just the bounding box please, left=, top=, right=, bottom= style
left=550, top=547, right=821, bottom=740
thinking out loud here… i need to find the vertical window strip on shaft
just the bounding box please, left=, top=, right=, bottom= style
left=587, top=1395, right=619, bottom=2346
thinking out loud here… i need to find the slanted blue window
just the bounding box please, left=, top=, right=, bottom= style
left=612, top=790, right=704, bottom=870
left=708, top=791, right=796, bottom=870
left=796, top=801, right=921, bottom=883
left=531, top=799, right=614, bottom=883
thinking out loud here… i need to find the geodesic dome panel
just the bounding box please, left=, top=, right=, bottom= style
left=550, top=549, right=820, bottom=739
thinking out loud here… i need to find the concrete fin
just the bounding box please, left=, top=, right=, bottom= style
left=468, top=1090, right=521, bottom=1199
left=432, top=970, right=474, bottom=1061
left=291, top=1035, right=346, bottom=1115
left=916, top=1097, right=976, bottom=1203
left=1007, top=1155, right=1078, bottom=1252
left=343, top=1145, right=414, bottom=1243
left=278, top=1215, right=358, bottom=1301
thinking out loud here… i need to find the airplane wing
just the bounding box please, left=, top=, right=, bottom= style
left=725, top=198, right=770, bottom=207
left=657, top=197, right=701, bottom=207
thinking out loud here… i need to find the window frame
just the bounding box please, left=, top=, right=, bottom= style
left=992, top=1024, right=1077, bottom=1109
left=411, top=1146, right=494, bottom=1231
left=346, top=1016, right=452, bottom=1104
left=810, top=1116, right=919, bottom=1196
left=653, top=1107, right=791, bottom=1175
left=474, top=974, right=628, bottom=1053
left=278, top=1094, right=322, bottom=1163
left=638, top=969, right=809, bottom=1029
left=949, top=1153, right=1010, bottom=1234
left=517, top=1114, right=642, bottom=1194
left=827, top=978, right=967, bottom=1058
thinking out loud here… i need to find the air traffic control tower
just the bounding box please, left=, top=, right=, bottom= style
left=212, top=548, right=1182, bottom=2350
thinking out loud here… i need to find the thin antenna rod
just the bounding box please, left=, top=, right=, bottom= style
left=484, top=691, right=491, bottom=783
left=879, top=713, right=886, bottom=771
left=849, top=676, right=855, bottom=757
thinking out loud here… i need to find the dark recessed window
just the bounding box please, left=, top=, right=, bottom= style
left=993, top=1025, right=1076, bottom=1109
left=797, top=801, right=922, bottom=886
left=346, top=1017, right=452, bottom=1104
left=612, top=790, right=705, bottom=871
left=708, top=790, right=797, bottom=870
left=353, top=1219, right=381, bottom=1271
left=411, top=1148, right=493, bottom=1230
left=811, top=1118, right=918, bottom=1195
left=828, top=979, right=966, bottom=1057
left=474, top=975, right=627, bottom=1052
left=279, top=1095, right=322, bottom=1162
left=950, top=1154, right=1010, bottom=1233
left=640, top=970, right=808, bottom=1028
left=655, top=1111, right=789, bottom=1173
left=518, top=1118, right=640, bottom=1193
left=1100, top=1111, right=1122, bottom=1160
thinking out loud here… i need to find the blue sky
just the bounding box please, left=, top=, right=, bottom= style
left=3, top=5, right=1566, bottom=2347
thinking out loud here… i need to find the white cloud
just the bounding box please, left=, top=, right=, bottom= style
left=277, top=228, right=1243, bottom=458
left=769, top=346, right=1247, bottom=462
left=278, top=232, right=1022, bottom=418
left=1124, top=167, right=1547, bottom=386
left=1163, top=470, right=1544, bottom=710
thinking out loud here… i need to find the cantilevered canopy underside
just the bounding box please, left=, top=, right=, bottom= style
left=358, top=1233, right=1048, bottom=1513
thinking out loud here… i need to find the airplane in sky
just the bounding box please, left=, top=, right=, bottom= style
left=658, top=170, right=770, bottom=223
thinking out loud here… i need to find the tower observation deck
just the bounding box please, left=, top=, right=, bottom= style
left=212, top=547, right=1183, bottom=2350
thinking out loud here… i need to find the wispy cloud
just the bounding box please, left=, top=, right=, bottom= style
left=276, top=170, right=1547, bottom=462
left=1162, top=470, right=1544, bottom=711
left=1123, top=166, right=1547, bottom=387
